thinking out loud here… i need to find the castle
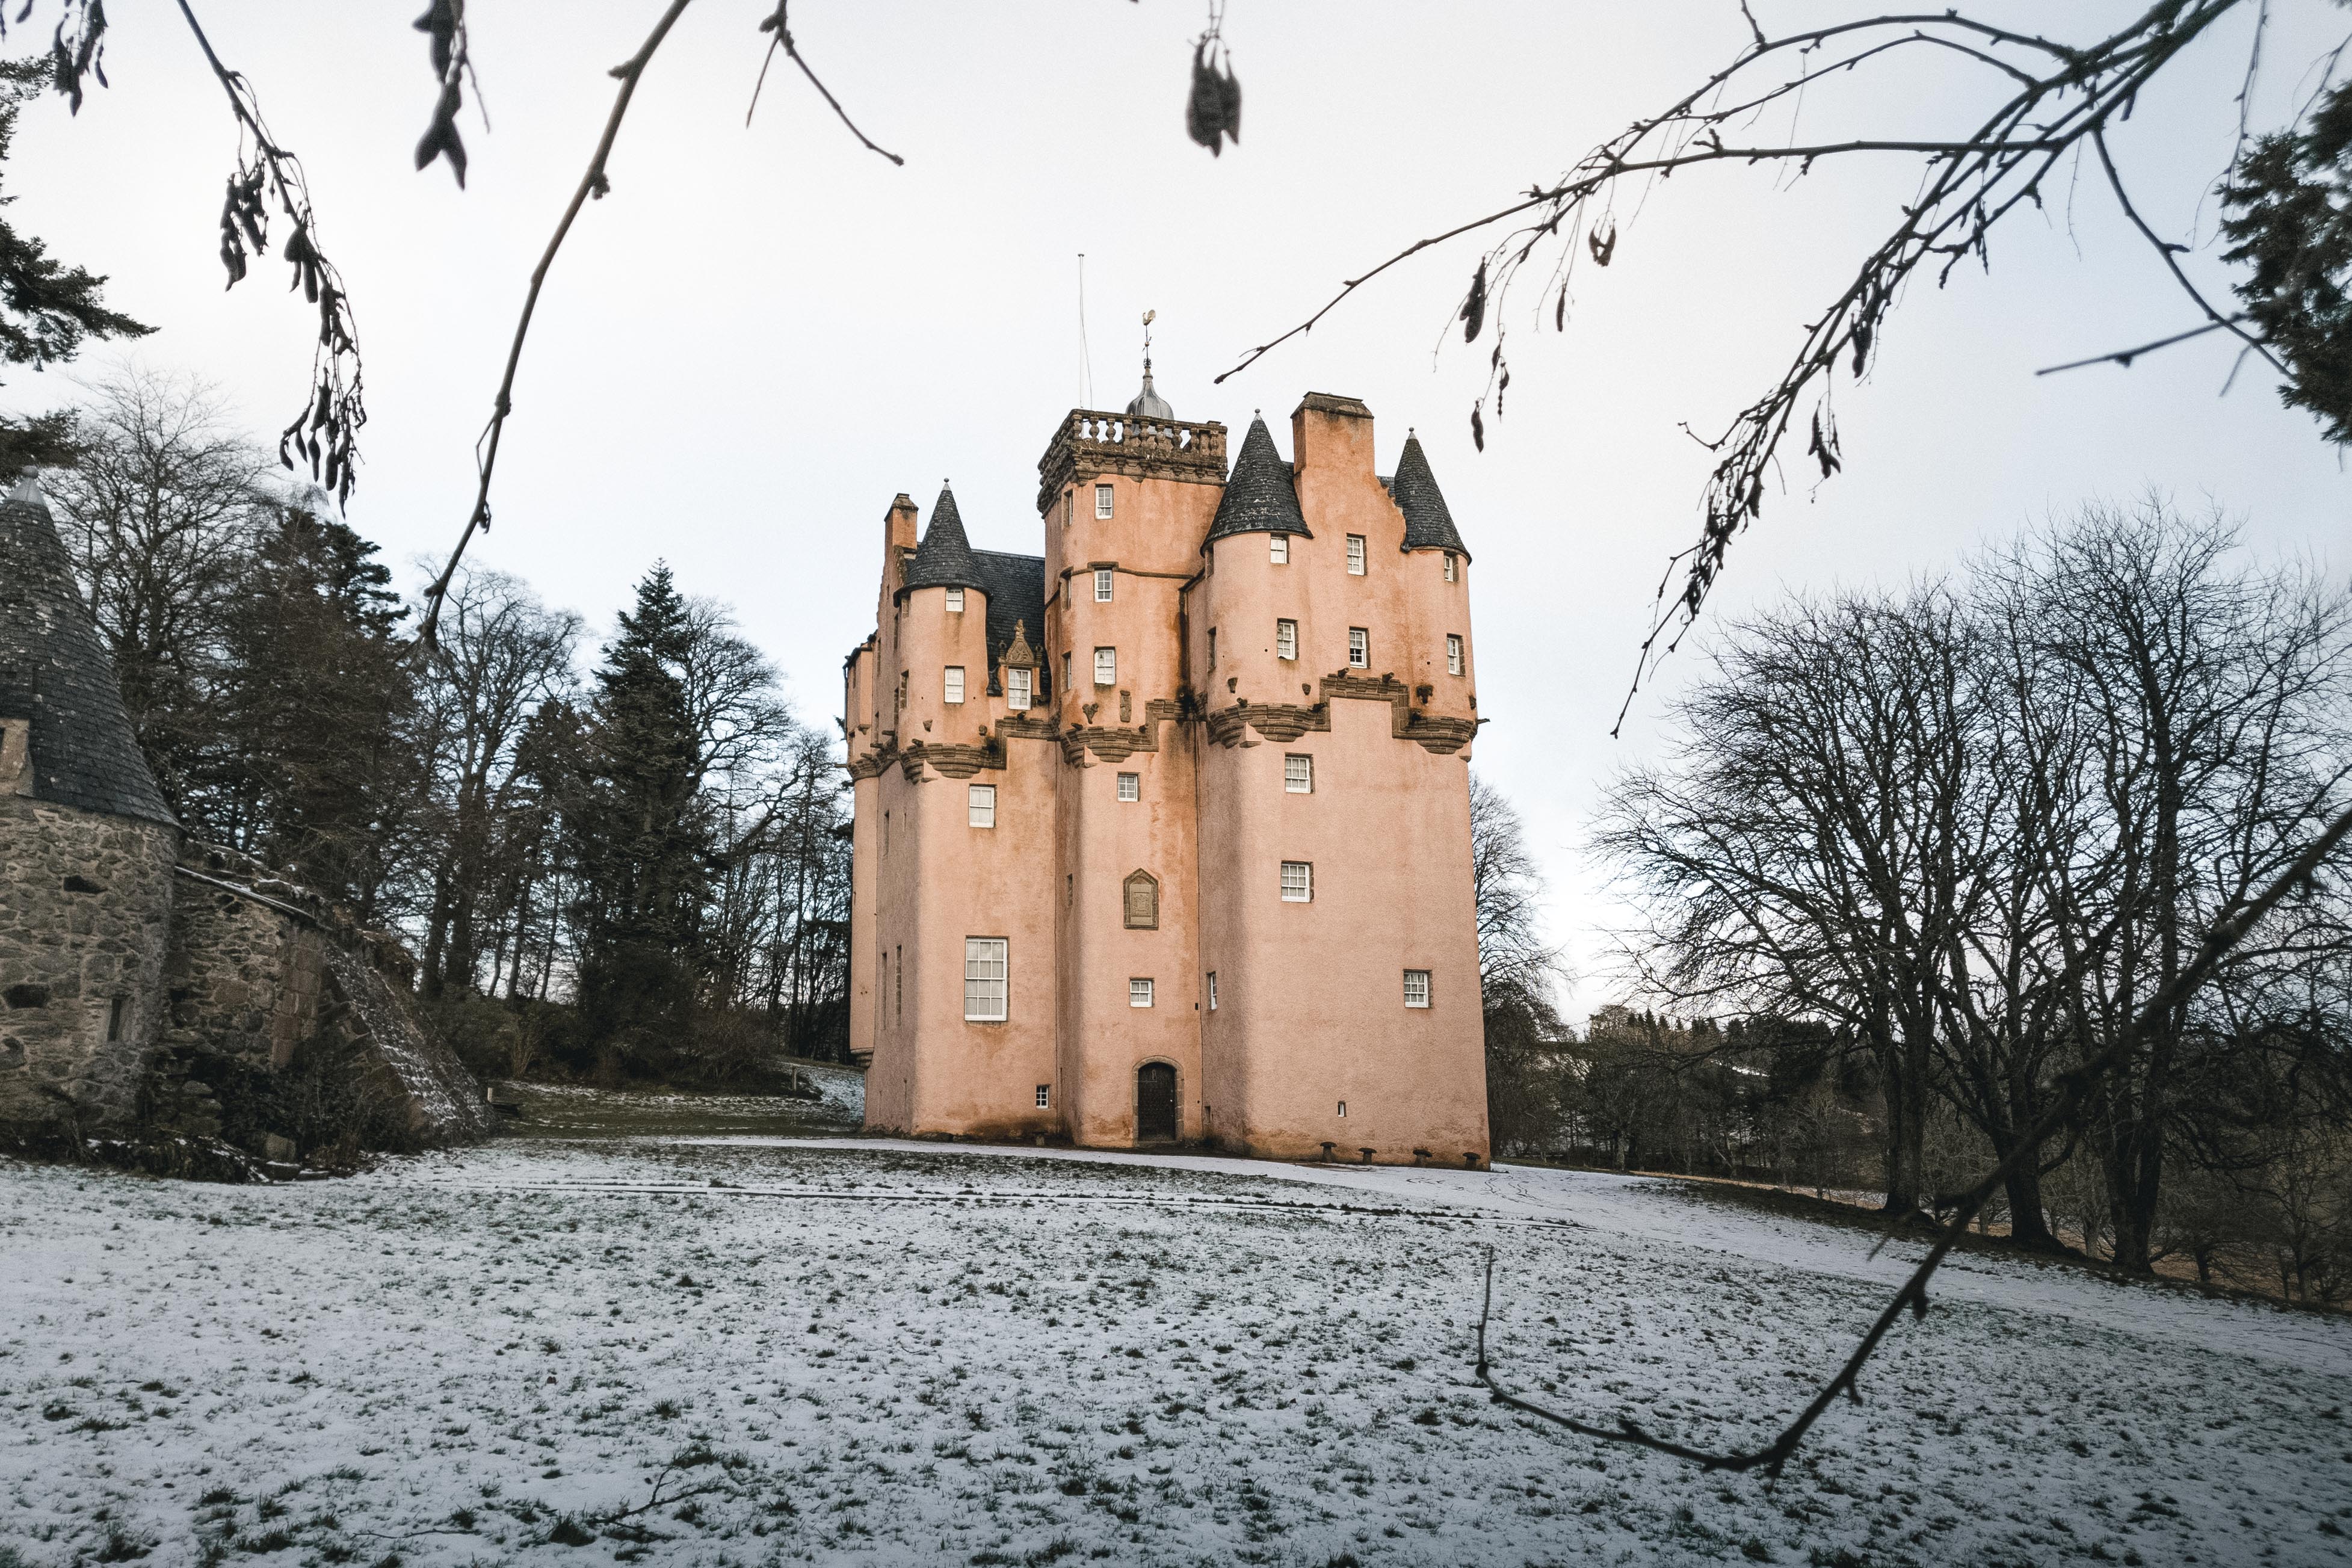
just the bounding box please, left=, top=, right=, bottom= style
left=843, top=375, right=1490, bottom=1164
left=0, top=477, right=489, bottom=1159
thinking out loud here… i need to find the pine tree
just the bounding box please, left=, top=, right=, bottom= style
left=569, top=564, right=712, bottom=1068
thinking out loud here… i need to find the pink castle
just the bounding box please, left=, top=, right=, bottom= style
left=842, top=373, right=1489, bottom=1166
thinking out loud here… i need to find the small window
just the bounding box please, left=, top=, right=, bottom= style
left=883, top=810, right=889, bottom=855
left=1336, top=1100, right=1348, bottom=1119
left=1443, top=552, right=1457, bottom=583
left=1117, top=772, right=1140, bottom=801
left=1446, top=634, right=1463, bottom=676
left=943, top=665, right=966, bottom=705
left=1404, top=969, right=1431, bottom=1008
left=968, top=784, right=996, bottom=828
left=1206, top=971, right=1218, bottom=1011
left=1094, top=568, right=1114, bottom=602
left=1207, top=628, right=1217, bottom=668
left=1270, top=534, right=1289, bottom=564
left=1348, top=628, right=1369, bottom=668
left=1095, top=483, right=1115, bottom=519
left=1275, top=619, right=1297, bottom=661
left=965, top=937, right=1008, bottom=1022
left=1124, top=870, right=1159, bottom=930
left=895, top=945, right=903, bottom=1017
left=1346, top=534, right=1366, bottom=575
left=1094, top=647, right=1117, bottom=685
left=1280, top=861, right=1312, bottom=903
left=1063, top=493, right=1073, bottom=528
left=1284, top=753, right=1313, bottom=793
left=946, top=586, right=966, bottom=613
left=1036, top=1083, right=1051, bottom=1110
left=1061, top=652, right=1072, bottom=694
left=1007, top=667, right=1032, bottom=711
left=106, top=995, right=126, bottom=1043
left=1130, top=977, right=1155, bottom=1009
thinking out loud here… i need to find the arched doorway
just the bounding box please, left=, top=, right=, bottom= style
left=1135, top=1061, right=1178, bottom=1142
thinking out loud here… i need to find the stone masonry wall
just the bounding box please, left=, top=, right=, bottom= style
left=0, top=794, right=179, bottom=1134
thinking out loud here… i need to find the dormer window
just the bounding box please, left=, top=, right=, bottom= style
left=1094, top=568, right=1114, bottom=602
left=1346, top=535, right=1366, bottom=575
left=1006, top=667, right=1032, bottom=711
left=946, top=586, right=965, bottom=613
left=1095, top=484, right=1115, bottom=519
left=1270, top=535, right=1289, bottom=565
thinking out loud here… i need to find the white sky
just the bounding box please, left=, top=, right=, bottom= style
left=7, top=2, right=2344, bottom=1020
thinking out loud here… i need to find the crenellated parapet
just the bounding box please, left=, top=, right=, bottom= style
left=1036, top=410, right=1226, bottom=516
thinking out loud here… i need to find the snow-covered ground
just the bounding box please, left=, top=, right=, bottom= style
left=4, top=1126, right=2348, bottom=1567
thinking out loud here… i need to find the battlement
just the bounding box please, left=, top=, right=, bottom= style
left=1036, top=409, right=1227, bottom=516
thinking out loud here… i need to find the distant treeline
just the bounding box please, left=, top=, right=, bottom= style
left=1482, top=498, right=2352, bottom=1308
left=46, top=371, right=851, bottom=1083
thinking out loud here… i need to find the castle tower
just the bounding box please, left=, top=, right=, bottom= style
left=0, top=475, right=183, bottom=1136
left=844, top=370, right=1487, bottom=1165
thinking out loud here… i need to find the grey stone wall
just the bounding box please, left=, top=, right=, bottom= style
left=0, top=794, right=179, bottom=1132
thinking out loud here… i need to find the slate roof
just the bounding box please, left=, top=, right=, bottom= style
left=0, top=478, right=176, bottom=826
left=1203, top=416, right=1310, bottom=545
left=971, top=549, right=1046, bottom=695
left=1387, top=433, right=1469, bottom=559
left=898, top=486, right=989, bottom=596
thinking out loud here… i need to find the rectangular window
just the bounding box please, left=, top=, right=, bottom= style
left=1006, top=667, right=1032, bottom=711
left=1130, top=977, right=1155, bottom=1008
left=1063, top=493, right=1073, bottom=528
left=965, top=937, right=1008, bottom=1022
left=1346, top=534, right=1366, bottom=575
left=895, top=944, right=903, bottom=1017
left=1036, top=1083, right=1051, bottom=1110
left=1446, top=634, right=1464, bottom=676
left=1404, top=969, right=1431, bottom=1008
left=1061, top=652, right=1072, bottom=695
left=1094, top=568, right=1114, bottom=602
left=943, top=665, right=965, bottom=704
left=106, top=995, right=125, bottom=1043
left=1117, top=771, right=1140, bottom=801
left=1280, top=861, right=1312, bottom=902
left=968, top=784, right=995, bottom=828
left=1275, top=619, right=1297, bottom=661
left=1348, top=628, right=1369, bottom=667
left=1443, top=552, right=1457, bottom=583
left=946, top=586, right=965, bottom=613
left=1207, top=628, right=1217, bottom=668
left=1270, top=534, right=1289, bottom=565
left=1337, top=1100, right=1348, bottom=1118
left=1095, top=483, right=1115, bottom=519
left=1284, top=753, right=1313, bottom=793
left=1206, top=971, right=1217, bottom=1011
left=1094, top=647, right=1116, bottom=685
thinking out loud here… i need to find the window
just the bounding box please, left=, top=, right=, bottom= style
left=1446, top=634, right=1464, bottom=676
left=943, top=665, right=965, bottom=704
left=1270, top=534, right=1289, bottom=564
left=1276, top=619, right=1297, bottom=661
left=896, top=670, right=908, bottom=714
left=1348, top=628, right=1369, bottom=668
left=1404, top=969, right=1431, bottom=1008
left=1284, top=753, right=1313, bottom=793
left=968, top=784, right=996, bottom=827
left=1346, top=534, right=1366, bottom=575
left=1063, top=493, right=1073, bottom=528
left=1117, top=771, right=1140, bottom=801
left=946, top=586, right=965, bottom=613
left=1094, top=568, right=1114, bottom=602
left=1207, top=628, right=1217, bottom=668
left=1124, top=870, right=1159, bottom=930
left=1036, top=1084, right=1051, bottom=1109
left=1130, top=978, right=1155, bottom=1008
left=1061, top=652, right=1072, bottom=694
left=895, top=944, right=903, bottom=1017
left=1337, top=1100, right=1348, bottom=1118
left=1095, top=483, right=1115, bottom=519
left=965, top=938, right=1008, bottom=1022
left=1206, top=971, right=1218, bottom=1011
left=1094, top=647, right=1117, bottom=685
left=1443, top=552, right=1457, bottom=583
left=882, top=810, right=889, bottom=855
left=1280, top=861, right=1312, bottom=902
left=106, top=995, right=126, bottom=1043
left=1007, top=667, right=1032, bottom=711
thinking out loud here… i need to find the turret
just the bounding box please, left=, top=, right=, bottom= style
left=894, top=486, right=994, bottom=747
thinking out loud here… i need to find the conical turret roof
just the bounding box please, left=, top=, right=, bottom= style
left=0, top=476, right=176, bottom=826
left=1205, top=416, right=1310, bottom=545
left=898, top=486, right=989, bottom=597
left=1387, top=432, right=1469, bottom=560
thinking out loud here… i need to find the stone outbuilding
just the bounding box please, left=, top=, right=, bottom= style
left=0, top=476, right=492, bottom=1159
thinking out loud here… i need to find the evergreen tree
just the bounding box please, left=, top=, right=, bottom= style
left=569, top=565, right=712, bottom=1067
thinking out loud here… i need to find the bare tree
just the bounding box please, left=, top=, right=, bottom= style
left=1470, top=774, right=1574, bottom=1152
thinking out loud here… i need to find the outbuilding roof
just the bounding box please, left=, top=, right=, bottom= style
left=1203, top=416, right=1310, bottom=545
left=0, top=477, right=177, bottom=827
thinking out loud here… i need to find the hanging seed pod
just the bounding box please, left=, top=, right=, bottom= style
left=1187, top=42, right=1224, bottom=153
left=1588, top=220, right=1617, bottom=267
left=1459, top=259, right=1487, bottom=344
left=1470, top=403, right=1485, bottom=452
left=1216, top=53, right=1241, bottom=144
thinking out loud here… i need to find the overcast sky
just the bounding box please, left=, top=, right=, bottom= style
left=8, top=2, right=2343, bottom=1017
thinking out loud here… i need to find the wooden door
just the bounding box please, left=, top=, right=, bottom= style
left=1136, top=1062, right=1178, bottom=1141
